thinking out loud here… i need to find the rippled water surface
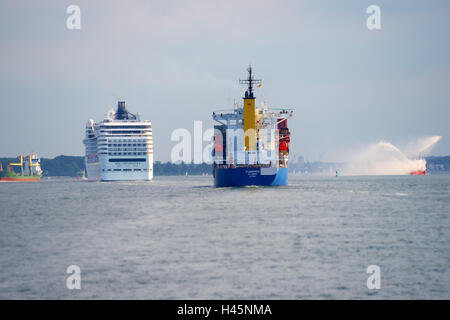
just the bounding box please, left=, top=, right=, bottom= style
left=0, top=174, right=449, bottom=299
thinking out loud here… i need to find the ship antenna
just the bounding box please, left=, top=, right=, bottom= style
left=239, top=64, right=261, bottom=99
left=248, top=65, right=253, bottom=98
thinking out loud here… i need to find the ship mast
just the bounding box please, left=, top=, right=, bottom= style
left=239, top=65, right=261, bottom=151
left=239, top=65, right=261, bottom=99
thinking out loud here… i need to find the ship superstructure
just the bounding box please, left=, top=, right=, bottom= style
left=83, top=101, right=153, bottom=181
left=212, top=66, right=293, bottom=187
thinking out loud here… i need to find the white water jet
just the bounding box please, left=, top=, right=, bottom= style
left=403, top=136, right=443, bottom=158
left=343, top=136, right=442, bottom=176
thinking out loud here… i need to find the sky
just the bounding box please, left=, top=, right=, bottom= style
left=0, top=0, right=449, bottom=161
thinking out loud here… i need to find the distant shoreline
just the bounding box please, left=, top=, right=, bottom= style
left=1, top=155, right=449, bottom=177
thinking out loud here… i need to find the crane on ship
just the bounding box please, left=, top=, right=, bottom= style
left=8, top=155, right=24, bottom=176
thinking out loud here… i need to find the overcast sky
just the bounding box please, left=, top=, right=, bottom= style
left=1, top=0, right=449, bottom=161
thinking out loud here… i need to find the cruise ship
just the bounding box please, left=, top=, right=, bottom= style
left=212, top=66, right=293, bottom=187
left=83, top=101, right=153, bottom=181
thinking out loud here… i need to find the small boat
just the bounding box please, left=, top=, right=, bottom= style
left=410, top=170, right=426, bottom=175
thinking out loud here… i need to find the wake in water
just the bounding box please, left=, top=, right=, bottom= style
left=343, top=136, right=442, bottom=175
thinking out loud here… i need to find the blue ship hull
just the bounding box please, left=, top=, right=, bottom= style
left=214, top=167, right=288, bottom=187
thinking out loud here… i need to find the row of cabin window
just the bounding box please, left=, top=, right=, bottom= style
left=102, top=168, right=151, bottom=172
left=108, top=152, right=147, bottom=156
left=108, top=143, right=147, bottom=147
left=107, top=139, right=147, bottom=142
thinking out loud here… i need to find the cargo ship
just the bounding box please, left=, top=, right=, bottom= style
left=83, top=101, right=153, bottom=181
left=0, top=154, right=42, bottom=182
left=212, top=66, right=293, bottom=187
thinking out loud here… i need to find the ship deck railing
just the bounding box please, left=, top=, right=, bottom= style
left=215, top=163, right=275, bottom=169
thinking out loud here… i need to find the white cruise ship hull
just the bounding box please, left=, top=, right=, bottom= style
left=101, top=170, right=153, bottom=181
left=99, top=154, right=153, bottom=181
left=85, top=158, right=153, bottom=181
left=85, top=160, right=101, bottom=181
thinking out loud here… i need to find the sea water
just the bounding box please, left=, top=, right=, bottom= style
left=0, top=174, right=449, bottom=299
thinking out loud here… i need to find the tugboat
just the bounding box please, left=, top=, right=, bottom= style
left=212, top=66, right=293, bottom=187
left=410, top=153, right=427, bottom=175
left=0, top=154, right=42, bottom=182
